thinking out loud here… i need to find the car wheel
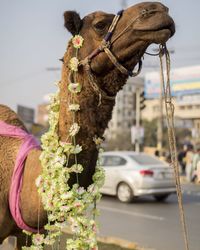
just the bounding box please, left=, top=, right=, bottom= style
left=154, top=194, right=170, bottom=202
left=117, top=182, right=133, bottom=203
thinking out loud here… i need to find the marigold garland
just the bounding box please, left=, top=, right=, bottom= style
left=22, top=35, right=105, bottom=250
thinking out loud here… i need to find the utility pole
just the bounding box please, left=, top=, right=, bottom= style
left=134, top=87, right=146, bottom=152
left=135, top=87, right=141, bottom=152
left=46, top=67, right=61, bottom=79
left=157, top=79, right=163, bottom=151
left=121, top=0, right=127, bottom=9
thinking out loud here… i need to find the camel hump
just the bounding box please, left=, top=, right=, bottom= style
left=0, top=104, right=27, bottom=131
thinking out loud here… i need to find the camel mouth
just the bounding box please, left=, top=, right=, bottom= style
left=134, top=13, right=175, bottom=38
left=134, top=21, right=175, bottom=45
left=150, top=22, right=175, bottom=37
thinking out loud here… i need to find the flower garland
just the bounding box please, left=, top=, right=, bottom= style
left=22, top=35, right=105, bottom=250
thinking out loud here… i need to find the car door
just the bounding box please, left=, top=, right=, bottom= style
left=101, top=155, right=127, bottom=195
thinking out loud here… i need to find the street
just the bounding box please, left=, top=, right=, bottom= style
left=0, top=184, right=199, bottom=250
left=98, top=183, right=200, bottom=250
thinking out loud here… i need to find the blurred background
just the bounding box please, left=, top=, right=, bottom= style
left=0, top=0, right=200, bottom=154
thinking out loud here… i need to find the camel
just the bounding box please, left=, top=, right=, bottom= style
left=0, top=2, right=175, bottom=249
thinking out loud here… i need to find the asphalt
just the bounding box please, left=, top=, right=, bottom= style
left=0, top=182, right=200, bottom=250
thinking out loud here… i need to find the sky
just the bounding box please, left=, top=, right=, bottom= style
left=0, top=0, right=200, bottom=111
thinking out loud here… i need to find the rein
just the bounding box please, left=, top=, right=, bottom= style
left=79, top=8, right=162, bottom=76
left=159, top=44, right=190, bottom=250
left=77, top=8, right=163, bottom=104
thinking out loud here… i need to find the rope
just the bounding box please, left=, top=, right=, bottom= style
left=104, top=47, right=130, bottom=75
left=85, top=65, right=115, bottom=106
left=111, top=9, right=161, bottom=45
left=159, top=44, right=190, bottom=250
left=37, top=199, right=40, bottom=233
left=80, top=9, right=160, bottom=77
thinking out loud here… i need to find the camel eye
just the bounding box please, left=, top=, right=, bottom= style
left=93, top=21, right=107, bottom=31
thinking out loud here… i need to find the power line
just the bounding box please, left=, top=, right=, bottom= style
left=0, top=69, right=45, bottom=87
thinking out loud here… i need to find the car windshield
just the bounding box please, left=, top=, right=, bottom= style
left=128, top=154, right=162, bottom=165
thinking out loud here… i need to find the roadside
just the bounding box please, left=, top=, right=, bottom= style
left=45, top=233, right=140, bottom=250
left=0, top=234, right=143, bottom=250
left=180, top=175, right=200, bottom=193
left=1, top=182, right=199, bottom=250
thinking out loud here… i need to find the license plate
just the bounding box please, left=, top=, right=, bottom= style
left=164, top=172, right=173, bottom=179
left=156, top=173, right=164, bottom=179
left=156, top=172, right=173, bottom=179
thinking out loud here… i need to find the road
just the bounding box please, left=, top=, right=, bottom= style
left=0, top=184, right=199, bottom=250
left=98, top=183, right=200, bottom=250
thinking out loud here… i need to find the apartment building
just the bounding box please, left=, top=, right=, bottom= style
left=105, top=77, right=144, bottom=140
left=144, top=65, right=200, bottom=141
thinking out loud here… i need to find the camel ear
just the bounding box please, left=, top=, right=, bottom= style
left=63, top=11, right=82, bottom=35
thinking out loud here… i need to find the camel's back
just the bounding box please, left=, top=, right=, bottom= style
left=0, top=105, right=26, bottom=179
left=0, top=105, right=27, bottom=236
left=0, top=104, right=27, bottom=130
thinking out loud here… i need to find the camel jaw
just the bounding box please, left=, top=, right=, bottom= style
left=155, top=22, right=175, bottom=37
left=146, top=20, right=175, bottom=39
left=143, top=27, right=175, bottom=45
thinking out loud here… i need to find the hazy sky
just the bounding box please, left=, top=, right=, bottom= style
left=0, top=0, right=200, bottom=111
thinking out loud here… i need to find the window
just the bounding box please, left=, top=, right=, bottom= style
left=129, top=154, right=162, bottom=165
left=102, top=155, right=127, bottom=167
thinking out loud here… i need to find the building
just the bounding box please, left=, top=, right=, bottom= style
left=37, top=103, right=49, bottom=127
left=144, top=65, right=200, bottom=144
left=17, top=105, right=35, bottom=131
left=105, top=77, right=144, bottom=140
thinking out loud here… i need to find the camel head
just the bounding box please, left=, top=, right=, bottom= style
left=63, top=1, right=175, bottom=96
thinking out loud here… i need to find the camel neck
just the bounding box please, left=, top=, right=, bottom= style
left=58, top=66, right=116, bottom=187
left=58, top=66, right=115, bottom=144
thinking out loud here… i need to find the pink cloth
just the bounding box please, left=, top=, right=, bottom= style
left=0, top=120, right=41, bottom=232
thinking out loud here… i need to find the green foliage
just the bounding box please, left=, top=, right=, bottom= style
left=105, top=130, right=133, bottom=151
left=142, top=119, right=158, bottom=147
left=142, top=118, right=192, bottom=150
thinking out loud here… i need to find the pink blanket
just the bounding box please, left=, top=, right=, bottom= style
left=0, top=120, right=41, bottom=232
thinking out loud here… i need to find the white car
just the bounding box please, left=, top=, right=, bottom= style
left=100, top=151, right=176, bottom=203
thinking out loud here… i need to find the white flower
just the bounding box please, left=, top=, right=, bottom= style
left=69, top=123, right=80, bottom=137
left=35, top=175, right=43, bottom=188
left=69, top=103, right=80, bottom=112
left=32, top=234, right=44, bottom=246
left=35, top=57, right=104, bottom=250
left=61, top=191, right=73, bottom=200
left=60, top=205, right=70, bottom=212
left=53, top=155, right=66, bottom=165
left=93, top=136, right=103, bottom=146
left=71, top=145, right=82, bottom=154
left=72, top=35, right=84, bottom=49
left=77, top=187, right=85, bottom=195
left=69, top=57, right=79, bottom=71
left=68, top=82, right=82, bottom=94
left=44, top=235, right=56, bottom=245
left=70, top=164, right=83, bottom=173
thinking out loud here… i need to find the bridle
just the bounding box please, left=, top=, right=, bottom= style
left=69, top=8, right=164, bottom=104
left=79, top=8, right=162, bottom=76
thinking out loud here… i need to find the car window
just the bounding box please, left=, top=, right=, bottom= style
left=128, top=154, right=162, bottom=165
left=102, top=155, right=127, bottom=167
